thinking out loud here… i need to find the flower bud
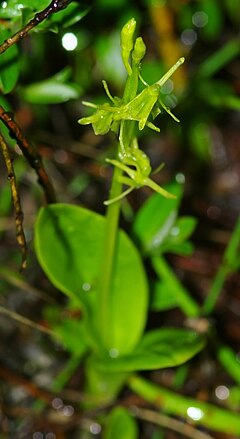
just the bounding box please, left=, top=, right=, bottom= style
left=132, top=37, right=146, bottom=65
left=120, top=18, right=136, bottom=75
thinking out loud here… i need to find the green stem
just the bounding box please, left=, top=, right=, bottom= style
left=98, top=163, right=123, bottom=349
left=98, top=62, right=140, bottom=348
left=51, top=354, right=82, bottom=393
left=202, top=264, right=229, bottom=315
left=151, top=255, right=200, bottom=317
left=128, top=374, right=240, bottom=435
left=217, top=344, right=240, bottom=386
left=202, top=214, right=240, bottom=315
left=97, top=48, right=144, bottom=349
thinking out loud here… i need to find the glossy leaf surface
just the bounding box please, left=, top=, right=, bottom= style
left=35, top=204, right=148, bottom=354
left=96, top=328, right=205, bottom=372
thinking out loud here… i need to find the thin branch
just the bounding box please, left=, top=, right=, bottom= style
left=0, top=266, right=55, bottom=304
left=131, top=406, right=214, bottom=439
left=0, top=0, right=72, bottom=55
left=0, top=106, right=56, bottom=203
left=0, top=305, right=55, bottom=337
left=0, top=0, right=72, bottom=265
left=0, top=132, right=27, bottom=270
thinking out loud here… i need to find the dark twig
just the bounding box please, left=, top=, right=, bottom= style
left=0, top=305, right=55, bottom=336
left=0, top=133, right=27, bottom=270
left=0, top=0, right=67, bottom=267
left=131, top=406, right=214, bottom=439
left=0, top=106, right=56, bottom=203
left=0, top=266, right=55, bottom=303
left=0, top=0, right=73, bottom=55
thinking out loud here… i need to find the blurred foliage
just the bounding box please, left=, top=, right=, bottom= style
left=1, top=0, right=238, bottom=157
left=0, top=1, right=240, bottom=438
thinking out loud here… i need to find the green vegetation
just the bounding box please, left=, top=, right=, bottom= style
left=0, top=1, right=239, bottom=438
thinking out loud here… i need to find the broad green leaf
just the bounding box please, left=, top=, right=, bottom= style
left=104, top=407, right=138, bottom=439
left=20, top=80, right=81, bottom=104
left=35, top=204, right=148, bottom=354
left=0, top=25, right=19, bottom=93
left=133, top=182, right=183, bottom=254
left=96, top=328, right=205, bottom=372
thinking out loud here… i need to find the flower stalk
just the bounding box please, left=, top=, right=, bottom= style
left=78, top=18, right=185, bottom=349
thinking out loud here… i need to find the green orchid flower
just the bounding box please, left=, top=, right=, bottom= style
left=78, top=17, right=185, bottom=204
